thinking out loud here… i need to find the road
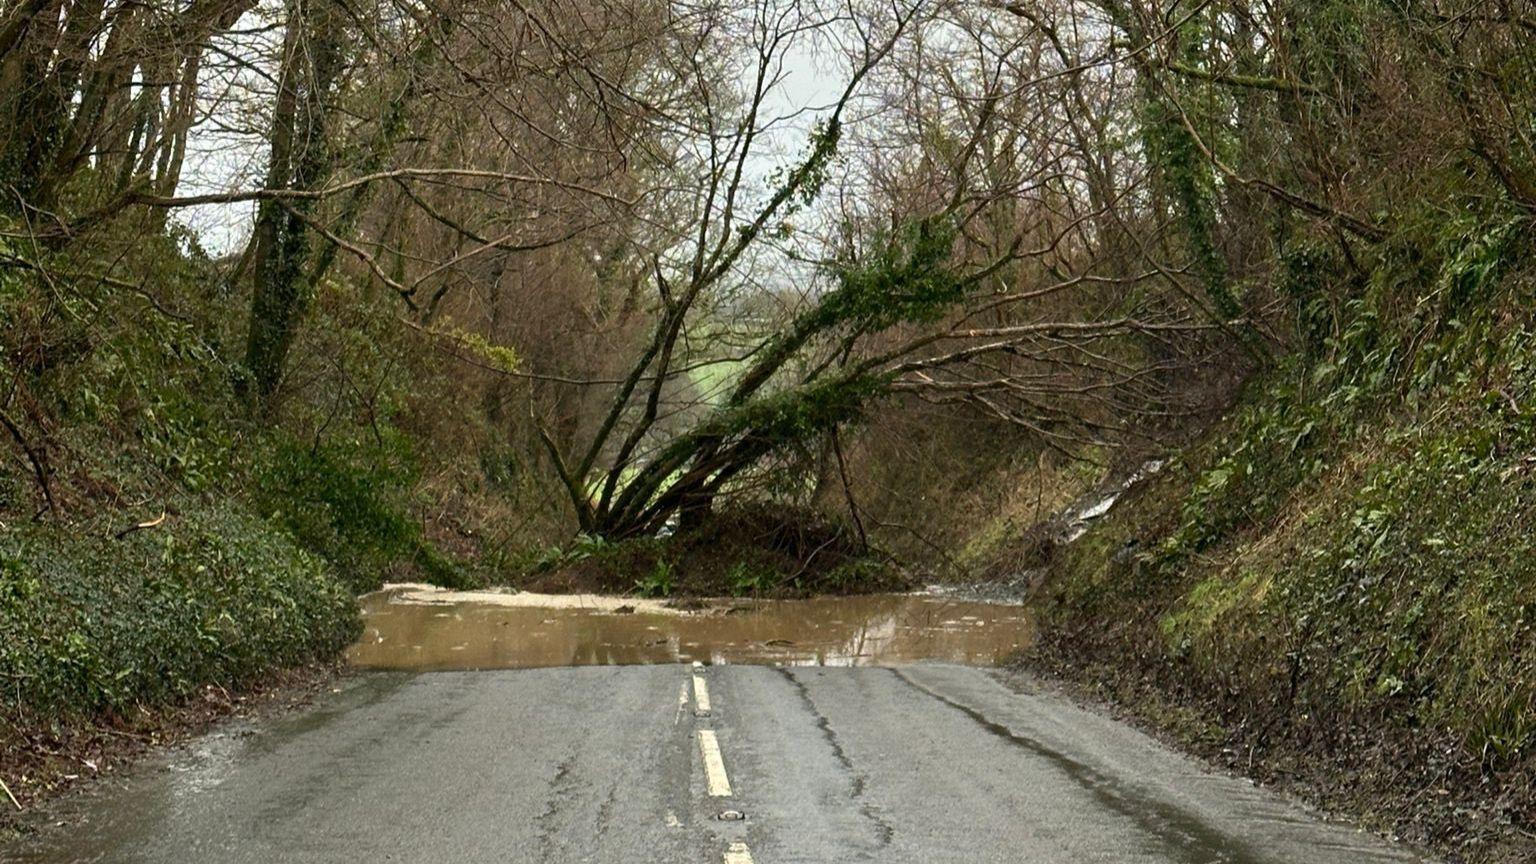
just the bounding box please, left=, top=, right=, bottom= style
left=7, top=664, right=1431, bottom=863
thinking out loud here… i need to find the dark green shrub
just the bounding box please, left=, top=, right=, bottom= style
left=0, top=505, right=358, bottom=723
left=257, top=436, right=468, bottom=592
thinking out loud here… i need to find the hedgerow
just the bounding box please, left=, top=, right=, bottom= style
left=1, top=504, right=359, bottom=724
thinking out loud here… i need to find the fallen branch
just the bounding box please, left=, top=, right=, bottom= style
left=114, top=511, right=168, bottom=540
left=0, top=405, right=56, bottom=520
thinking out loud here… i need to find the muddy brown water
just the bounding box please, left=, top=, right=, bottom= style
left=347, top=584, right=1035, bottom=670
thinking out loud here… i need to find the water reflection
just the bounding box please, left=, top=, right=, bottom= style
left=347, top=585, right=1035, bottom=670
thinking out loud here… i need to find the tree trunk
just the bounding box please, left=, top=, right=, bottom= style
left=242, top=0, right=345, bottom=403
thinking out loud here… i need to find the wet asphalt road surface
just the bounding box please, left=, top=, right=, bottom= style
left=5, top=664, right=1433, bottom=863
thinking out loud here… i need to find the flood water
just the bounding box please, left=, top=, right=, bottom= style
left=347, top=584, right=1035, bottom=670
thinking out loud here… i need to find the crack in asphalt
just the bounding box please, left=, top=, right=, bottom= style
left=534, top=755, right=578, bottom=859
left=890, top=668, right=1272, bottom=864
left=593, top=774, right=621, bottom=842
left=775, top=667, right=895, bottom=854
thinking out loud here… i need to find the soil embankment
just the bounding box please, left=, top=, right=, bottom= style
left=1004, top=409, right=1536, bottom=864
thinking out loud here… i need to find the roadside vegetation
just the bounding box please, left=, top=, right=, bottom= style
left=0, top=219, right=474, bottom=815
left=1015, top=216, right=1536, bottom=862
left=2, top=0, right=1535, bottom=853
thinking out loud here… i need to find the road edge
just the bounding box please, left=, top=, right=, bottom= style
left=0, top=661, right=345, bottom=840
left=991, top=663, right=1484, bottom=864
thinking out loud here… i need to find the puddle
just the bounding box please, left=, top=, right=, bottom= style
left=346, top=584, right=1034, bottom=670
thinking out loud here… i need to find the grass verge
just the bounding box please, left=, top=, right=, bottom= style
left=1015, top=374, right=1536, bottom=864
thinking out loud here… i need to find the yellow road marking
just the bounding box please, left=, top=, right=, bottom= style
left=698, top=730, right=733, bottom=796
left=723, top=841, right=754, bottom=864
left=693, top=674, right=712, bottom=713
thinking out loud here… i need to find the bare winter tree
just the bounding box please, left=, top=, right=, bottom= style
left=518, top=0, right=1235, bottom=539
left=22, top=0, right=1515, bottom=539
